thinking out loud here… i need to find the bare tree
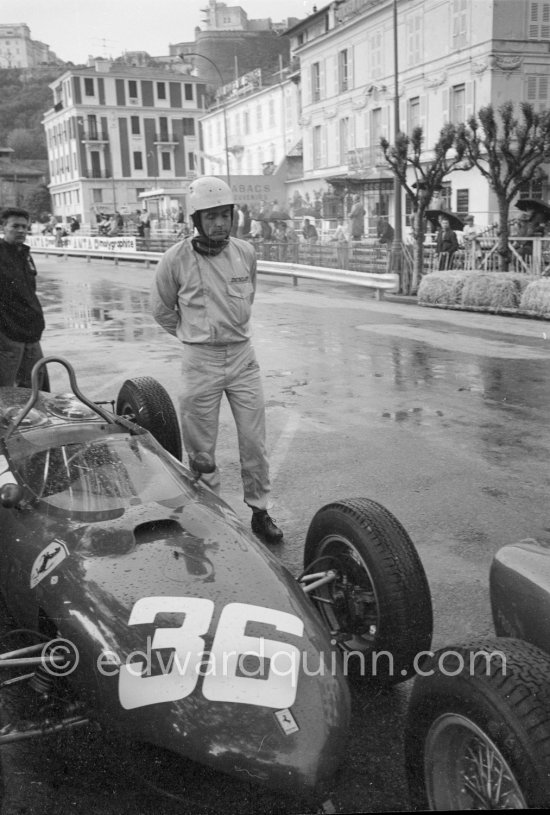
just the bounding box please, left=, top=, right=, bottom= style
left=381, top=124, right=469, bottom=293
left=456, top=102, right=550, bottom=271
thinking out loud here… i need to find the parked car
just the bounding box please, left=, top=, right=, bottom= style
left=406, top=537, right=550, bottom=809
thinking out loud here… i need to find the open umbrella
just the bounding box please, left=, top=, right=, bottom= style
left=425, top=209, right=465, bottom=231
left=515, top=198, right=550, bottom=220
left=267, top=208, right=291, bottom=221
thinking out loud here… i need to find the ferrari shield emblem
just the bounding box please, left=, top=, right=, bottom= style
left=274, top=708, right=299, bottom=735
left=30, top=540, right=69, bottom=589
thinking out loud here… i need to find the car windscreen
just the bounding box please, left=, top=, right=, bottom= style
left=14, top=434, right=191, bottom=514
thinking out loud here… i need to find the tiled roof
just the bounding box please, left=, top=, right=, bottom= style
left=0, top=159, right=45, bottom=178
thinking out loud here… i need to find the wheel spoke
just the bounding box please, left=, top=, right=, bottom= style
left=426, top=714, right=527, bottom=810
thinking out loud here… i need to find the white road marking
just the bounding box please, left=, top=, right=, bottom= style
left=269, top=410, right=301, bottom=483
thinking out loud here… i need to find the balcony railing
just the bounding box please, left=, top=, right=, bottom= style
left=81, top=130, right=109, bottom=142
left=346, top=145, right=386, bottom=170
left=154, top=132, right=178, bottom=143
left=81, top=170, right=112, bottom=179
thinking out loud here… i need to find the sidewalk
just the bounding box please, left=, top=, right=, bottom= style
left=384, top=293, right=418, bottom=305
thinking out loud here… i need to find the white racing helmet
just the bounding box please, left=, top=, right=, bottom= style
left=189, top=176, right=234, bottom=214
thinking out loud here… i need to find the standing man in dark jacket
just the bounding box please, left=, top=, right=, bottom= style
left=435, top=216, right=459, bottom=270
left=0, top=207, right=47, bottom=388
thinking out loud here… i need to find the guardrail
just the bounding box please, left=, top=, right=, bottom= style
left=30, top=245, right=399, bottom=299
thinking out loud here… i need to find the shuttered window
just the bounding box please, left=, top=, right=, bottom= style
left=408, top=97, right=420, bottom=132
left=452, top=0, right=468, bottom=48
left=338, top=49, right=349, bottom=92
left=312, top=62, right=321, bottom=102
left=451, top=84, right=466, bottom=124
left=529, top=1, right=550, bottom=38
left=369, top=30, right=382, bottom=79
left=407, top=14, right=422, bottom=66
left=526, top=74, right=550, bottom=111
left=312, top=125, right=322, bottom=169
left=339, top=117, right=349, bottom=165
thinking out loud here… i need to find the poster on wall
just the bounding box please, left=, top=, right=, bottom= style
left=28, top=235, right=137, bottom=252
left=219, top=175, right=286, bottom=216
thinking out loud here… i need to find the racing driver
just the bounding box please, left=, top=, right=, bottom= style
left=150, top=176, right=283, bottom=545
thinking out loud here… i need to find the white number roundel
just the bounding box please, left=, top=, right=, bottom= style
left=118, top=597, right=304, bottom=711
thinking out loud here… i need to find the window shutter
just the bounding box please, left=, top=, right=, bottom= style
left=304, top=66, right=311, bottom=106
left=321, top=124, right=328, bottom=167
left=334, top=120, right=340, bottom=165
left=465, top=81, right=474, bottom=120
left=526, top=75, right=549, bottom=110
left=399, top=98, right=407, bottom=133
left=452, top=0, right=467, bottom=47
left=415, top=15, right=422, bottom=63
left=441, top=88, right=450, bottom=123
left=460, top=0, right=468, bottom=44
left=304, top=128, right=313, bottom=171
left=327, top=55, right=336, bottom=97
left=530, top=1, right=539, bottom=38
left=420, top=95, right=427, bottom=132
left=407, top=17, right=414, bottom=67
left=320, top=60, right=326, bottom=101
left=529, top=1, right=550, bottom=37
left=364, top=110, right=371, bottom=151
left=538, top=75, right=549, bottom=111
left=383, top=106, right=391, bottom=141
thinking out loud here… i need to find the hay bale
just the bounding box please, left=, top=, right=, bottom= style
left=519, top=278, right=550, bottom=317
left=417, top=271, right=468, bottom=306
left=461, top=272, right=526, bottom=312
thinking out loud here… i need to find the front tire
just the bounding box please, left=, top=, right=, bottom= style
left=405, top=638, right=550, bottom=810
left=303, top=498, right=432, bottom=685
left=116, top=377, right=182, bottom=460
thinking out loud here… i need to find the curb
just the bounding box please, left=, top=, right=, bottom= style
left=384, top=293, right=418, bottom=305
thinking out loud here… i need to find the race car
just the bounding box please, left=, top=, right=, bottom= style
left=0, top=357, right=433, bottom=805
left=405, top=538, right=550, bottom=810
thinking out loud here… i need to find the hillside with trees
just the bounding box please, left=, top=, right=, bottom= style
left=0, top=67, right=64, bottom=159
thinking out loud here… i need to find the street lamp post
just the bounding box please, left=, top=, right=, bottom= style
left=181, top=52, right=231, bottom=186
left=392, top=0, right=403, bottom=283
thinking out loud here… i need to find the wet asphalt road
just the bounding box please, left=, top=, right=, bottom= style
left=1, top=255, right=550, bottom=814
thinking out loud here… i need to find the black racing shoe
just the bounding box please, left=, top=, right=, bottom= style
left=251, top=510, right=284, bottom=544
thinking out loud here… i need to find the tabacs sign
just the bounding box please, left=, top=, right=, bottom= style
left=220, top=175, right=286, bottom=212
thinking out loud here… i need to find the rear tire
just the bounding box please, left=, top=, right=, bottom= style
left=116, top=377, right=182, bottom=460
left=405, top=638, right=550, bottom=810
left=303, top=498, right=432, bottom=685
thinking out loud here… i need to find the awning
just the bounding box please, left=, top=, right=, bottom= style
left=286, top=139, right=303, bottom=158
left=138, top=187, right=188, bottom=200
left=327, top=167, right=395, bottom=187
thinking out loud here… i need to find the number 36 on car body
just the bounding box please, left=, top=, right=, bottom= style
left=117, top=597, right=305, bottom=711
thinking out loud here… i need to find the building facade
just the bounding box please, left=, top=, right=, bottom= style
left=199, top=67, right=301, bottom=178
left=284, top=0, right=550, bottom=233
left=42, top=60, right=207, bottom=225
left=169, top=0, right=296, bottom=89
left=0, top=147, right=46, bottom=208
left=0, top=24, right=57, bottom=69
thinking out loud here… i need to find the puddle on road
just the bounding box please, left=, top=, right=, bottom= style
left=41, top=277, right=157, bottom=341
left=382, top=407, right=445, bottom=423
left=40, top=270, right=550, bottom=473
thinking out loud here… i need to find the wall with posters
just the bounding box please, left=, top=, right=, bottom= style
left=225, top=175, right=286, bottom=215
